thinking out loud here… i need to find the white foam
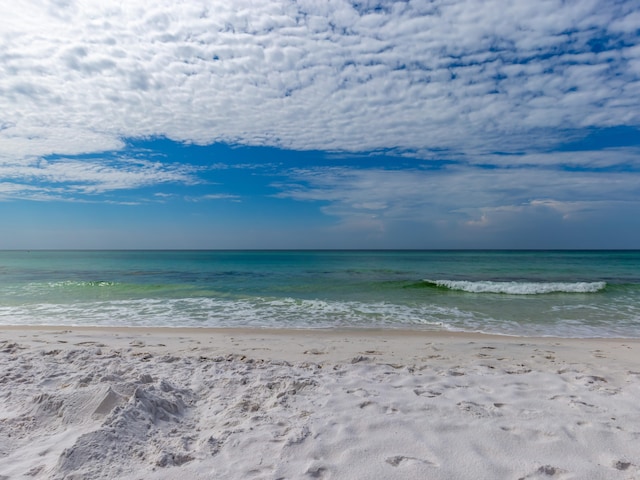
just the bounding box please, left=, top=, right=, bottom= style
left=425, top=280, right=607, bottom=294
left=0, top=297, right=470, bottom=330
left=2, top=285, right=637, bottom=338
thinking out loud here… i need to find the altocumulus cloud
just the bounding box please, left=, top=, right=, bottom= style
left=2, top=0, right=638, bottom=156
left=0, top=0, right=639, bottom=246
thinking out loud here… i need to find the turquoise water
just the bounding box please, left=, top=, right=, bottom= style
left=0, top=250, right=639, bottom=337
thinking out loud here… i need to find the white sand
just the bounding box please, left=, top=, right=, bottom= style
left=0, top=327, right=639, bottom=479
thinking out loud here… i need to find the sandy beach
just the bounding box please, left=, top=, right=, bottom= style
left=1, top=326, right=639, bottom=479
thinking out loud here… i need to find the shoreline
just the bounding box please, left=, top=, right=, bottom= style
left=1, top=325, right=639, bottom=479
left=4, top=324, right=640, bottom=364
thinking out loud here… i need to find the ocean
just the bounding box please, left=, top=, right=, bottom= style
left=0, top=250, right=638, bottom=338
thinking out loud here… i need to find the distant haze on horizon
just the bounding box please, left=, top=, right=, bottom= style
left=1, top=1, right=639, bottom=249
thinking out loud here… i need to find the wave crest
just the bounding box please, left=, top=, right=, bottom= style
left=423, top=280, right=607, bottom=294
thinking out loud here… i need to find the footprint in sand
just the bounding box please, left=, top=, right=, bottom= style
left=385, top=455, right=436, bottom=468
left=518, top=465, right=567, bottom=479
left=457, top=401, right=501, bottom=418
left=614, top=460, right=632, bottom=470
left=305, top=465, right=328, bottom=478
left=413, top=388, right=441, bottom=398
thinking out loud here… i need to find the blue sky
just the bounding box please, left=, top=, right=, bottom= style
left=1, top=0, right=639, bottom=249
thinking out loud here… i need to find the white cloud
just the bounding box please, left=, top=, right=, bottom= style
left=197, top=193, right=242, bottom=201
left=0, top=0, right=638, bottom=163
left=0, top=156, right=198, bottom=201
left=274, top=164, right=640, bottom=236
left=469, top=148, right=640, bottom=168
left=0, top=0, right=637, bottom=244
left=0, top=127, right=124, bottom=159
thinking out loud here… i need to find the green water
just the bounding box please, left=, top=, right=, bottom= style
left=0, top=250, right=638, bottom=337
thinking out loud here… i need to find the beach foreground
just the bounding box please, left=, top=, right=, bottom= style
left=0, top=327, right=638, bottom=479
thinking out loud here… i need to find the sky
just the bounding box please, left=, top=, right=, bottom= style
left=1, top=0, right=639, bottom=249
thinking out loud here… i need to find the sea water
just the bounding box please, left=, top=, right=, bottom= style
left=0, top=250, right=638, bottom=338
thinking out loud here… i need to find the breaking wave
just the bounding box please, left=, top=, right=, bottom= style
left=423, top=280, right=607, bottom=295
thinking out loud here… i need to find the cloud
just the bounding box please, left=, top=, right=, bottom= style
left=0, top=127, right=124, bottom=159
left=474, top=148, right=640, bottom=169
left=0, top=155, right=198, bottom=201
left=192, top=193, right=242, bottom=202
left=273, top=163, right=640, bottom=238
left=1, top=0, right=638, bottom=249
left=1, top=0, right=638, bottom=163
